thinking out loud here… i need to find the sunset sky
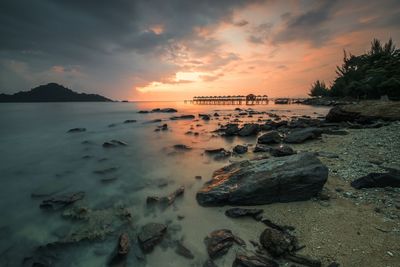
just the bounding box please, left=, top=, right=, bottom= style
left=1, top=0, right=400, bottom=101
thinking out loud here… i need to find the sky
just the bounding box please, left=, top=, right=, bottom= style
left=0, top=0, right=400, bottom=101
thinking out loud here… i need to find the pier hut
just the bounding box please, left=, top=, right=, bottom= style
left=190, top=94, right=268, bottom=105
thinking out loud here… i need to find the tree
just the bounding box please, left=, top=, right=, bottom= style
left=309, top=80, right=329, bottom=97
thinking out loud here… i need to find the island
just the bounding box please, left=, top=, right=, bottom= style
left=0, top=83, right=113, bottom=102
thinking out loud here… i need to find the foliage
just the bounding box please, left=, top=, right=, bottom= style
left=309, top=80, right=329, bottom=97
left=309, top=38, right=400, bottom=99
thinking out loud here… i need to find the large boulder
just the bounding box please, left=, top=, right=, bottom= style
left=325, top=106, right=360, bottom=122
left=257, top=131, right=281, bottom=144
left=238, top=123, right=260, bottom=136
left=284, top=128, right=322, bottom=144
left=196, top=153, right=328, bottom=206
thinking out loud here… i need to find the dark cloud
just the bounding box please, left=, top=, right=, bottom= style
left=0, top=0, right=257, bottom=94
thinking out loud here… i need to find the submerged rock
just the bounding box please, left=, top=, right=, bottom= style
left=225, top=208, right=263, bottom=218
left=146, top=186, right=185, bottom=206
left=351, top=172, right=400, bottom=189
left=222, top=124, right=240, bottom=136
left=152, top=108, right=177, bottom=113
left=257, top=131, right=281, bottom=144
left=196, top=153, right=328, bottom=206
left=40, top=191, right=85, bottom=210
left=67, top=127, right=86, bottom=133
left=205, top=148, right=226, bottom=154
left=233, top=145, right=248, bottom=154
left=175, top=241, right=194, bottom=259
left=138, top=223, right=167, bottom=253
left=204, top=229, right=242, bottom=259
left=170, top=115, right=195, bottom=120
left=109, top=233, right=130, bottom=266
left=123, top=119, right=137, bottom=123
left=284, top=128, right=322, bottom=143
left=173, top=144, right=192, bottom=151
left=200, top=114, right=211, bottom=120
left=103, top=140, right=128, bottom=148
left=253, top=144, right=271, bottom=153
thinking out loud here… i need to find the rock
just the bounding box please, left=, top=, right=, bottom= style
left=257, top=131, right=281, bottom=144
left=253, top=144, right=271, bottom=153
left=238, top=123, right=260, bottom=136
left=175, top=241, right=194, bottom=259
left=260, top=218, right=295, bottom=232
left=325, top=106, right=360, bottom=122
left=284, top=254, right=322, bottom=267
left=196, top=153, right=328, bottom=206
left=224, top=124, right=240, bottom=136
left=146, top=186, right=184, bottom=206
left=156, top=124, right=168, bottom=131
left=259, top=227, right=297, bottom=257
left=103, top=140, right=128, bottom=148
left=200, top=114, right=211, bottom=120
left=67, top=127, right=86, bottom=133
left=204, top=229, right=240, bottom=259
left=225, top=208, right=263, bottom=218
left=270, top=145, right=295, bottom=157
left=173, top=144, right=192, bottom=150
left=213, top=150, right=231, bottom=161
left=195, top=175, right=202, bottom=180
left=158, top=108, right=178, bottom=113
left=170, top=115, right=195, bottom=120
left=138, top=110, right=150, bottom=113
left=109, top=233, right=130, bottom=266
left=350, top=172, right=400, bottom=189
left=214, top=113, right=220, bottom=117
left=93, top=167, right=118, bottom=175
left=40, top=191, right=85, bottom=210
left=137, top=223, right=167, bottom=253
left=205, top=148, right=226, bottom=154
left=327, top=262, right=340, bottom=267
left=233, top=145, right=248, bottom=154
left=101, top=177, right=118, bottom=184
left=233, top=252, right=279, bottom=267
left=123, top=119, right=137, bottom=123
left=284, top=128, right=322, bottom=144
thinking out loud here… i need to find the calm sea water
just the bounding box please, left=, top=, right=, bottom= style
left=0, top=102, right=329, bottom=267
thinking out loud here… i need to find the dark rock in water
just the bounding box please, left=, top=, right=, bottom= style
left=138, top=110, right=150, bottom=113
left=233, top=145, right=248, bottom=154
left=214, top=113, right=220, bottom=117
left=173, top=144, right=192, bottom=151
left=260, top=124, right=274, bottom=131
left=351, top=172, right=400, bottom=189
left=195, top=175, right=202, bottom=180
left=175, top=241, right=194, bottom=259
left=146, top=119, right=162, bottom=123
left=124, top=119, right=137, bottom=123
left=224, top=124, right=240, bottom=136
left=204, top=229, right=241, bottom=259
left=40, top=191, right=85, bottom=210
left=257, top=131, right=281, bottom=144
left=109, top=233, right=130, bottom=266
left=103, top=140, right=128, bottom=148
left=146, top=186, right=184, bottom=206
left=238, top=123, right=260, bottom=136
left=200, top=114, right=211, bottom=120
left=203, top=259, right=218, bottom=267
left=233, top=252, right=279, bottom=267
left=67, top=127, right=86, bottom=133
left=152, top=108, right=177, bottom=113
left=225, top=208, right=263, bottom=218
left=284, top=128, right=322, bottom=144
left=213, top=150, right=231, bottom=161
left=270, top=145, right=295, bottom=157
left=170, top=115, right=195, bottom=120
left=205, top=148, right=226, bottom=154
left=325, top=106, right=359, bottom=122
left=101, top=177, right=118, bottom=184
left=93, top=167, right=118, bottom=175
left=253, top=144, right=271, bottom=153
left=260, top=218, right=295, bottom=233
left=259, top=227, right=298, bottom=257
left=196, top=153, right=328, bottom=206
left=137, top=223, right=167, bottom=253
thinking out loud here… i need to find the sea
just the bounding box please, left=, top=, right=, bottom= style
left=0, top=101, right=329, bottom=267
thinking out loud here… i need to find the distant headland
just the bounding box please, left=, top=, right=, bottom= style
left=0, top=83, right=113, bottom=102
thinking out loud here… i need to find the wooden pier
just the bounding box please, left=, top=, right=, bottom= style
left=185, top=94, right=269, bottom=105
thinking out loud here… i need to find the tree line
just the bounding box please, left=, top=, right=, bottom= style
left=309, top=38, right=400, bottom=99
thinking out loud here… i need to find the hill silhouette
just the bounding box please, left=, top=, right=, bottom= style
left=0, top=83, right=113, bottom=102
